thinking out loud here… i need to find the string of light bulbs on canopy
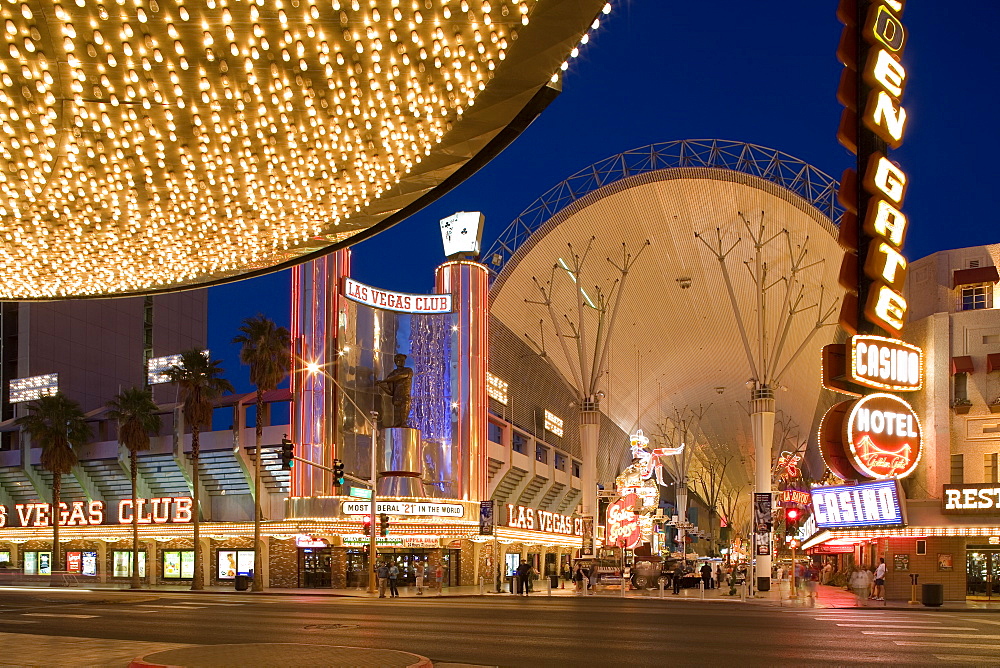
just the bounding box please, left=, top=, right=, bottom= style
left=0, top=0, right=609, bottom=298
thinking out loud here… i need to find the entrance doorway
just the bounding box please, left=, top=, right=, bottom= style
left=966, top=549, right=1000, bottom=599
left=299, top=547, right=332, bottom=588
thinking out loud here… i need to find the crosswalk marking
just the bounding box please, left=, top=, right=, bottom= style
left=958, top=617, right=1000, bottom=626
left=23, top=613, right=98, bottom=619
left=836, top=624, right=973, bottom=630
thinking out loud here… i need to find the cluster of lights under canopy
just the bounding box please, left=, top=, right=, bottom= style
left=0, top=0, right=608, bottom=298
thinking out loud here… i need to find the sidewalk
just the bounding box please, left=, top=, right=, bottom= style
left=4, top=580, right=999, bottom=612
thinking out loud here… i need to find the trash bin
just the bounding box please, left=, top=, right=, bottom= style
left=550, top=575, right=559, bottom=589
left=235, top=574, right=250, bottom=591
left=507, top=575, right=516, bottom=594
left=921, top=583, right=944, bottom=607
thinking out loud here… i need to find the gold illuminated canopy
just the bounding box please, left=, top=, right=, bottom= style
left=0, top=0, right=607, bottom=298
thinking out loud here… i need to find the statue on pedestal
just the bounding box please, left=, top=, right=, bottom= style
left=377, top=353, right=414, bottom=428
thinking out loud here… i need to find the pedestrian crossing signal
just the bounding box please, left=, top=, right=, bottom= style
left=333, top=458, right=345, bottom=487
left=280, top=436, right=294, bottom=470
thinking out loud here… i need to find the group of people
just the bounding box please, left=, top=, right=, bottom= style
left=849, top=557, right=887, bottom=602
left=513, top=560, right=541, bottom=595
left=374, top=560, right=444, bottom=598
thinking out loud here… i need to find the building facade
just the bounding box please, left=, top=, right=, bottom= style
left=806, top=244, right=1000, bottom=601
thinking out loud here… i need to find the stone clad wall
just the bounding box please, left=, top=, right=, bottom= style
left=268, top=537, right=298, bottom=588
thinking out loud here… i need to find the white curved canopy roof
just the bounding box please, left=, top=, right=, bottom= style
left=490, top=162, right=844, bottom=490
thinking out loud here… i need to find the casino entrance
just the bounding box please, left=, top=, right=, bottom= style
left=967, top=548, right=1000, bottom=600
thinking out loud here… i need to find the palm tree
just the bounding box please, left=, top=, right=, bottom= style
left=166, top=349, right=233, bottom=590
left=107, top=387, right=161, bottom=589
left=233, top=314, right=290, bottom=592
left=15, top=393, right=89, bottom=580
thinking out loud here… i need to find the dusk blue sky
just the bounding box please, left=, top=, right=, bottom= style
left=209, top=2, right=998, bottom=395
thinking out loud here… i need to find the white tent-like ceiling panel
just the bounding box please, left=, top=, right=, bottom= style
left=490, top=165, right=844, bottom=490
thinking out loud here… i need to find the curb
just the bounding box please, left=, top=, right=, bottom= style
left=128, top=643, right=432, bottom=668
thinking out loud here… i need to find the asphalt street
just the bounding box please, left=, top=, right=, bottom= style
left=0, top=589, right=996, bottom=666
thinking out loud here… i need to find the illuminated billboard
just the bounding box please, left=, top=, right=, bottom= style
left=810, top=478, right=906, bottom=529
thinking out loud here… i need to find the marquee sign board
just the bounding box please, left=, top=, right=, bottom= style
left=820, top=393, right=921, bottom=481
left=836, top=0, right=913, bottom=336
left=341, top=501, right=465, bottom=518
left=845, top=393, right=921, bottom=479
left=811, top=478, right=906, bottom=529
left=942, top=484, right=1000, bottom=514
left=0, top=497, right=193, bottom=528
left=605, top=494, right=642, bottom=549
left=849, top=335, right=922, bottom=391
left=504, top=504, right=582, bottom=536
left=822, top=335, right=923, bottom=396
left=342, top=277, right=453, bottom=314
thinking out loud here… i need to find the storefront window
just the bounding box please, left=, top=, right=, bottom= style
left=162, top=550, right=194, bottom=579
left=217, top=550, right=255, bottom=579
left=114, top=550, right=147, bottom=578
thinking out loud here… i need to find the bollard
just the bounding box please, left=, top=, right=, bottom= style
left=479, top=576, right=484, bottom=596
left=547, top=575, right=552, bottom=597
left=659, top=579, right=665, bottom=599
left=908, top=573, right=920, bottom=605
left=621, top=577, right=626, bottom=598
left=741, top=583, right=746, bottom=602
left=700, top=581, right=705, bottom=599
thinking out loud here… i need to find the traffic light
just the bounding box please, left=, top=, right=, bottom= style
left=785, top=507, right=802, bottom=533
left=280, top=436, right=294, bottom=470
left=333, top=458, right=345, bottom=487
left=379, top=513, right=389, bottom=537
left=362, top=515, right=372, bottom=536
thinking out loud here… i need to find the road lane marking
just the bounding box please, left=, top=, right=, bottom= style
left=836, top=624, right=973, bottom=630
left=0, top=619, right=38, bottom=624
left=894, top=641, right=1000, bottom=650
left=933, top=654, right=1000, bottom=663
left=23, top=613, right=98, bottom=619
left=134, top=604, right=206, bottom=610
left=863, top=631, right=1000, bottom=639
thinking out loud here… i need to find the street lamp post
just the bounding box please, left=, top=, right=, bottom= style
left=368, top=411, right=378, bottom=594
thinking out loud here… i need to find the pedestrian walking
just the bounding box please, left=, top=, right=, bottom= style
left=528, top=563, right=539, bottom=593
left=414, top=562, right=425, bottom=596
left=850, top=568, right=869, bottom=605
left=700, top=562, right=712, bottom=589
left=872, top=558, right=886, bottom=601
left=573, top=565, right=585, bottom=595
left=388, top=562, right=400, bottom=598
left=821, top=562, right=834, bottom=585
left=376, top=562, right=389, bottom=598
left=715, top=564, right=724, bottom=590
left=673, top=562, right=684, bottom=595
left=514, top=561, right=530, bottom=596
left=804, top=563, right=819, bottom=604
left=434, top=562, right=444, bottom=594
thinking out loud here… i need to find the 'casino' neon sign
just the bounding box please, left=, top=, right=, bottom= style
left=811, top=478, right=906, bottom=529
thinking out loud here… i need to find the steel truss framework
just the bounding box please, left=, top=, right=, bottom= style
left=484, top=139, right=843, bottom=275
